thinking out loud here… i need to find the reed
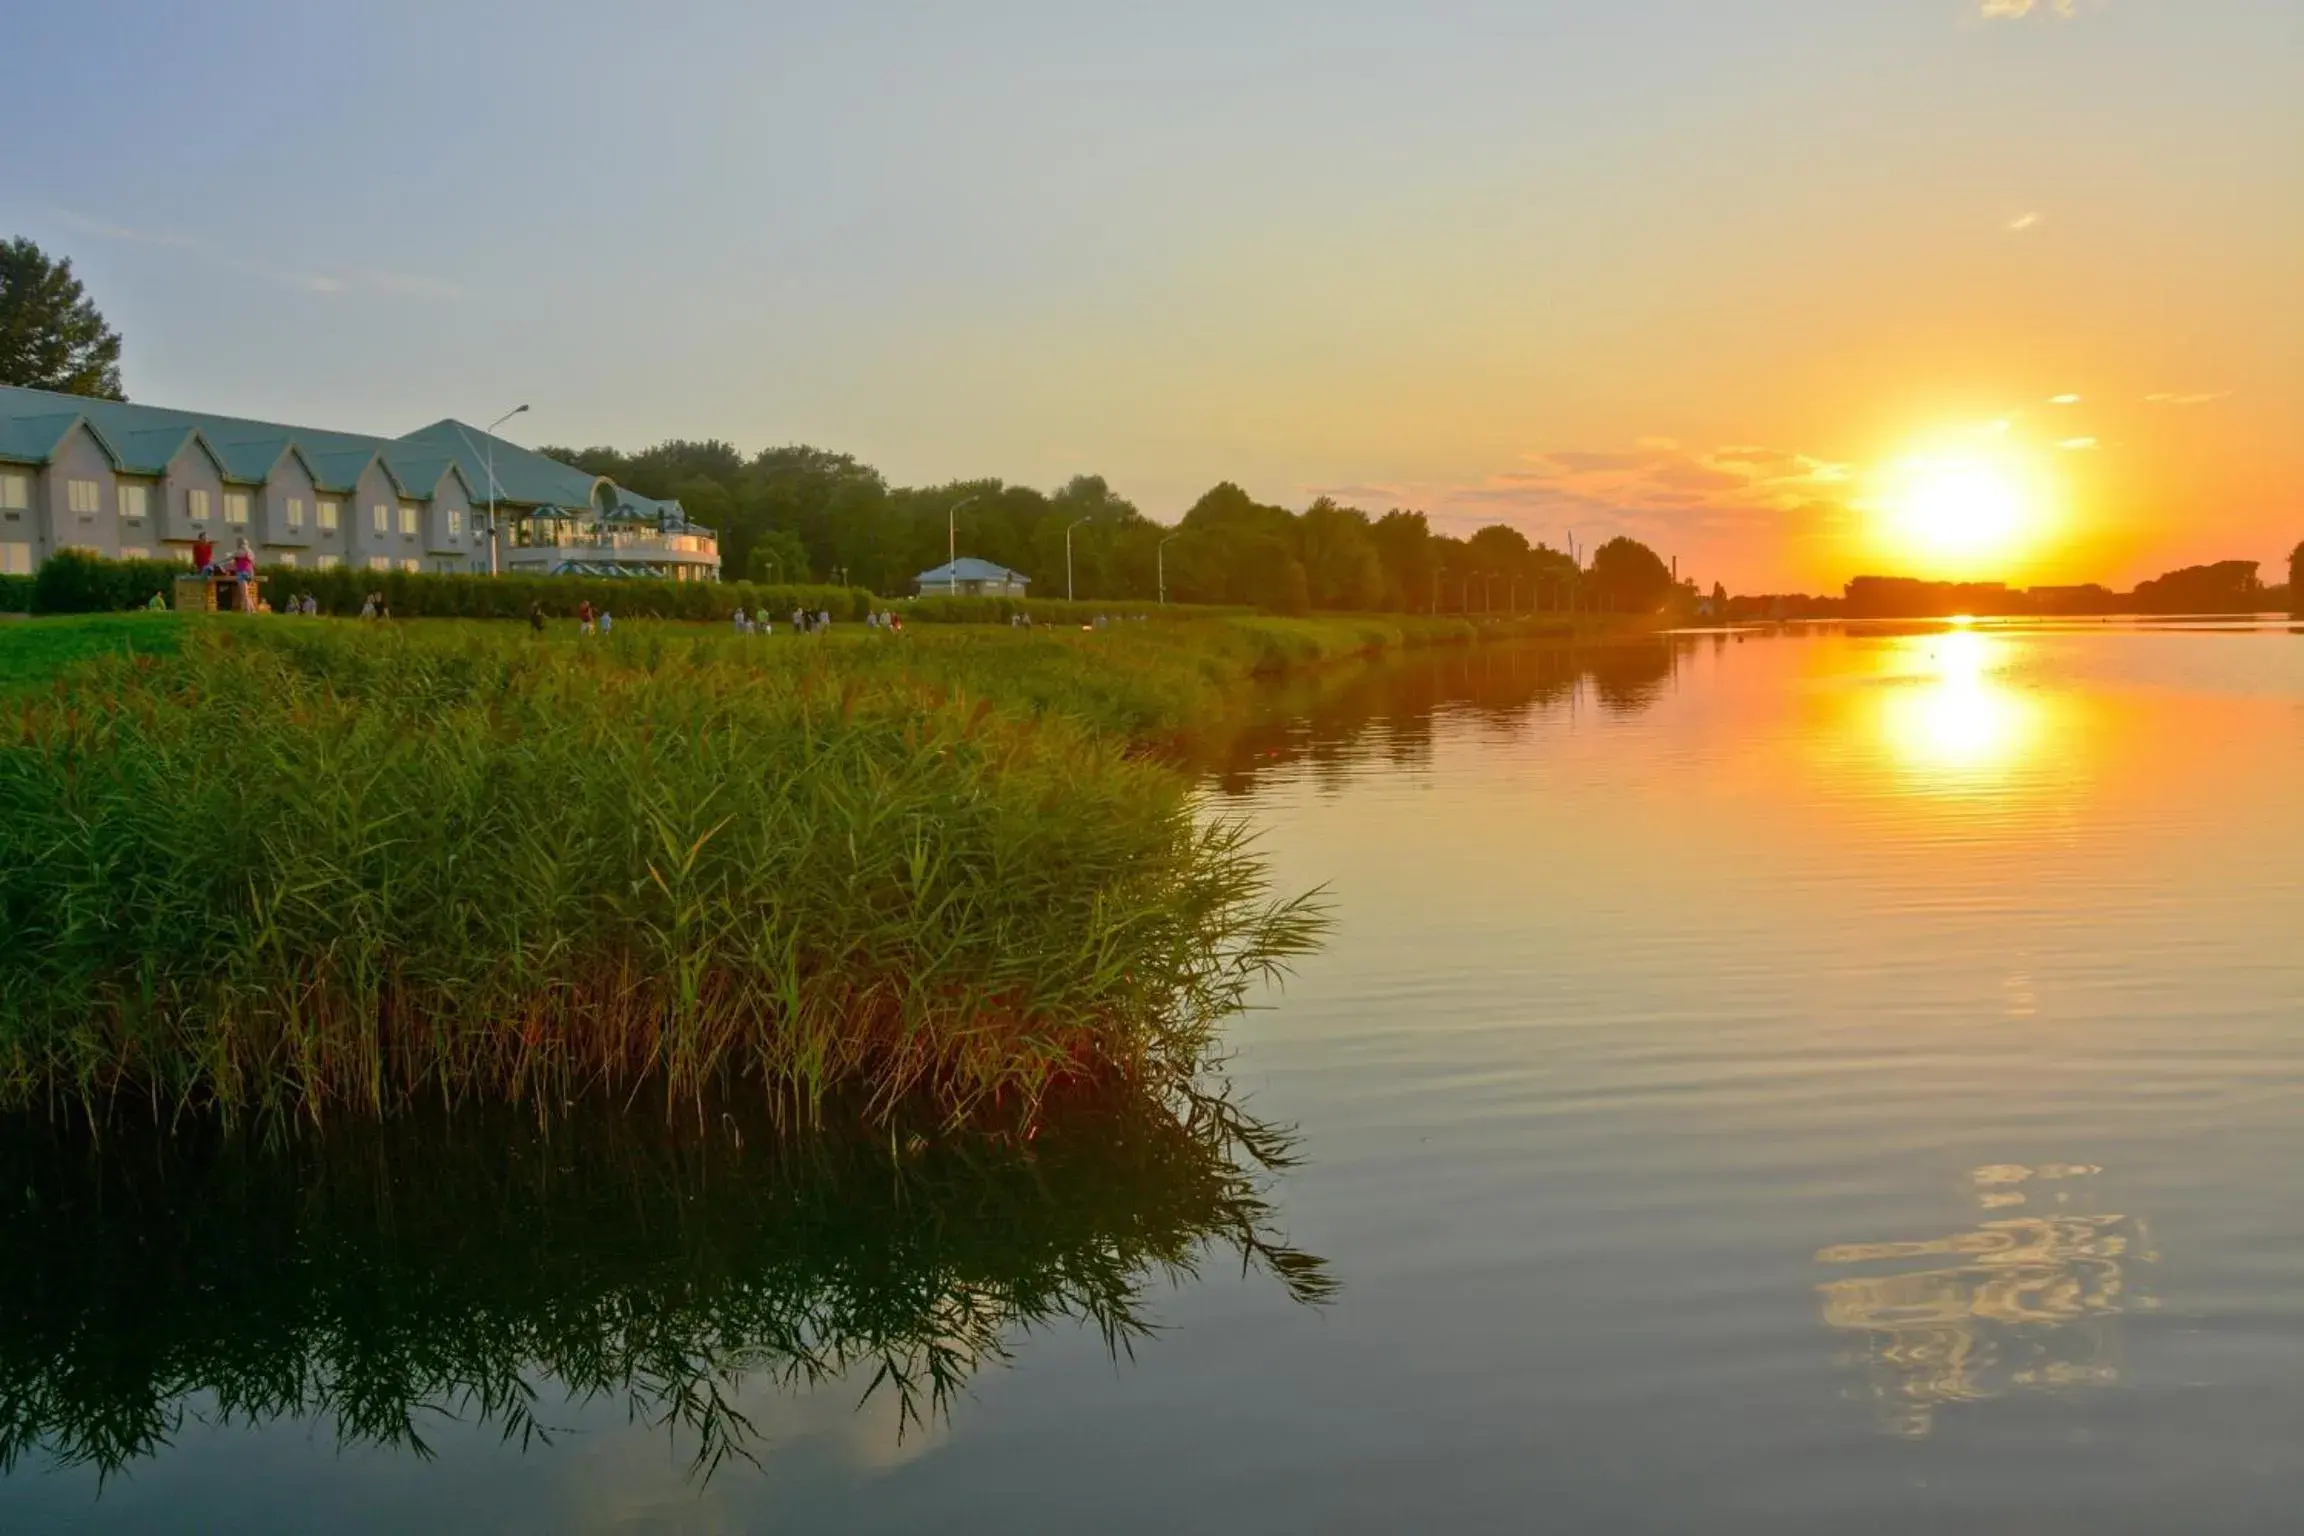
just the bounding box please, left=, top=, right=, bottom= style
left=0, top=621, right=1324, bottom=1126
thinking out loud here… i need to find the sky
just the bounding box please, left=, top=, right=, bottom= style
left=5, top=0, right=2297, bottom=591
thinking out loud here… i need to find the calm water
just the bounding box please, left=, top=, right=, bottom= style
left=8, top=622, right=2304, bottom=1533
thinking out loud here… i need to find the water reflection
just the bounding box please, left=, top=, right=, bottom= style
left=1816, top=1163, right=2154, bottom=1438
left=1871, top=628, right=2049, bottom=785
left=0, top=1088, right=1330, bottom=1482
left=1190, top=637, right=1691, bottom=793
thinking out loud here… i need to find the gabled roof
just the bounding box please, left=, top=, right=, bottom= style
left=0, top=411, right=95, bottom=467
left=395, top=419, right=602, bottom=511
left=0, top=384, right=651, bottom=520
left=915, top=557, right=1029, bottom=585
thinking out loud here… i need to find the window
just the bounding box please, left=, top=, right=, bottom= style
left=447, top=507, right=463, bottom=539
left=398, top=503, right=418, bottom=536
left=189, top=489, right=212, bottom=522
left=0, top=543, right=30, bottom=575
left=371, top=504, right=388, bottom=535
left=276, top=551, right=298, bottom=568
left=367, top=555, right=390, bottom=572
left=401, top=558, right=420, bottom=573
left=0, top=474, right=27, bottom=511
left=317, top=499, right=340, bottom=531
left=224, top=492, right=250, bottom=525
left=121, top=484, right=149, bottom=520
left=316, top=554, right=341, bottom=570
left=68, top=479, right=100, bottom=514
left=287, top=497, right=305, bottom=529
left=120, top=546, right=149, bottom=561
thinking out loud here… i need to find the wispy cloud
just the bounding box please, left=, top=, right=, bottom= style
left=1980, top=0, right=2088, bottom=19
left=1307, top=439, right=1857, bottom=573
left=2006, top=212, right=2043, bottom=234
left=2049, top=393, right=2083, bottom=405
left=53, top=211, right=465, bottom=302
left=2058, top=437, right=2099, bottom=451
left=2144, top=391, right=2229, bottom=406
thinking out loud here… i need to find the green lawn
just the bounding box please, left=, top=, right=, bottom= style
left=0, top=612, right=188, bottom=697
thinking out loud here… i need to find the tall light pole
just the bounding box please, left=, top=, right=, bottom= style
left=484, top=404, right=528, bottom=577
left=946, top=494, right=979, bottom=596
left=1158, top=530, right=1182, bottom=606
left=1065, top=517, right=1090, bottom=602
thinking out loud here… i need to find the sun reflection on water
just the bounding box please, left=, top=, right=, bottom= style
left=1874, top=629, right=2046, bottom=785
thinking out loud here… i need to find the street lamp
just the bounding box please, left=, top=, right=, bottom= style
left=1158, top=530, right=1183, bottom=607
left=483, top=404, right=528, bottom=577
left=1065, top=517, right=1090, bottom=602
left=946, top=494, right=979, bottom=596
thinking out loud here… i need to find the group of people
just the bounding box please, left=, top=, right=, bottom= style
left=724, top=606, right=903, bottom=635
left=189, top=535, right=259, bottom=612
left=276, top=592, right=322, bottom=616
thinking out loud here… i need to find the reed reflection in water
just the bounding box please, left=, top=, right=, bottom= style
left=0, top=1087, right=1331, bottom=1484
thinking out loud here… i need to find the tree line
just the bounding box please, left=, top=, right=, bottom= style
left=542, top=438, right=1686, bottom=613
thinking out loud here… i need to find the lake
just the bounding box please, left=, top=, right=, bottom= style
left=7, top=621, right=2302, bottom=1533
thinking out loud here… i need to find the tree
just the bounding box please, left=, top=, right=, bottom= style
left=745, top=527, right=812, bottom=585
left=1587, top=537, right=1676, bottom=612
left=2290, top=541, right=2303, bottom=613
left=0, top=238, right=125, bottom=399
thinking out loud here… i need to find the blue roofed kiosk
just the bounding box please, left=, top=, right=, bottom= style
left=913, top=558, right=1029, bottom=597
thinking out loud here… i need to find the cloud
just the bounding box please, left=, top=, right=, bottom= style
left=2049, top=393, right=2083, bottom=405
left=1312, top=438, right=1858, bottom=582
left=2144, top=391, right=2229, bottom=406
left=1980, top=0, right=2088, bottom=18
left=2006, top=212, right=2043, bottom=233
left=53, top=210, right=465, bottom=301
left=2058, top=437, right=2099, bottom=451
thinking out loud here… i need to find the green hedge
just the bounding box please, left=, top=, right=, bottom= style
left=28, top=551, right=185, bottom=615
left=253, top=567, right=873, bottom=623
left=894, top=594, right=1243, bottom=625
left=0, top=574, right=30, bottom=614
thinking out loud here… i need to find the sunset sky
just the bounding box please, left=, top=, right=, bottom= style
left=6, top=0, right=2297, bottom=591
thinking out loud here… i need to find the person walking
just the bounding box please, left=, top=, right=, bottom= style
left=528, top=600, right=545, bottom=634
left=732, top=605, right=749, bottom=635
left=360, top=592, right=378, bottom=621
left=577, top=599, right=596, bottom=637
left=598, top=610, right=614, bottom=636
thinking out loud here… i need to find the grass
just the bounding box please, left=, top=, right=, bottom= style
left=0, top=611, right=186, bottom=698
left=0, top=608, right=1633, bottom=1127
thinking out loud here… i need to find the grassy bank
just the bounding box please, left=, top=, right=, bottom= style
left=0, top=609, right=1638, bottom=1126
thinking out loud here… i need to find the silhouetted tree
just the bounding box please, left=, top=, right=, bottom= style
left=1588, top=536, right=1676, bottom=612
left=0, top=238, right=125, bottom=399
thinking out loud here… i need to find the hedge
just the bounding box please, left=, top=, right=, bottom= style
left=0, top=575, right=31, bottom=614
left=254, top=567, right=874, bottom=623
left=27, top=551, right=186, bottom=615
left=893, top=594, right=1246, bottom=625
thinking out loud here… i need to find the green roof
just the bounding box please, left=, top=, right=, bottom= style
left=0, top=385, right=663, bottom=518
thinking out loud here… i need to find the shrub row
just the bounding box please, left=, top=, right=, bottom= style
left=0, top=574, right=29, bottom=613
left=255, top=565, right=876, bottom=623
left=24, top=551, right=186, bottom=615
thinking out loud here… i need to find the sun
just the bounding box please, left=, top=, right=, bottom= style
left=1872, top=450, right=2051, bottom=577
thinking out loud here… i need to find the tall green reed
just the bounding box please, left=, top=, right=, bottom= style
left=0, top=623, right=1323, bottom=1125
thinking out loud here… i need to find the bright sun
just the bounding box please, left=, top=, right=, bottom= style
left=1876, top=452, right=2046, bottom=575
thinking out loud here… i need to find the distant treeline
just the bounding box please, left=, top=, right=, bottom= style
left=1723, top=545, right=2303, bottom=621
left=539, top=440, right=1689, bottom=613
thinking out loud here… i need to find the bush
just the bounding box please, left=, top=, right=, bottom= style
left=255, top=565, right=874, bottom=623
left=0, top=574, right=30, bottom=614
left=895, top=593, right=1244, bottom=626
left=28, top=549, right=184, bottom=615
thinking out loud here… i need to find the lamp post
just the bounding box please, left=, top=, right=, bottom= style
left=1065, top=517, right=1090, bottom=602
left=483, top=404, right=528, bottom=577
left=1158, top=530, right=1182, bottom=606
left=946, top=494, right=979, bottom=596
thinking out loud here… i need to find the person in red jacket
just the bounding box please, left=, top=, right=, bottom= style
left=191, top=535, right=215, bottom=573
